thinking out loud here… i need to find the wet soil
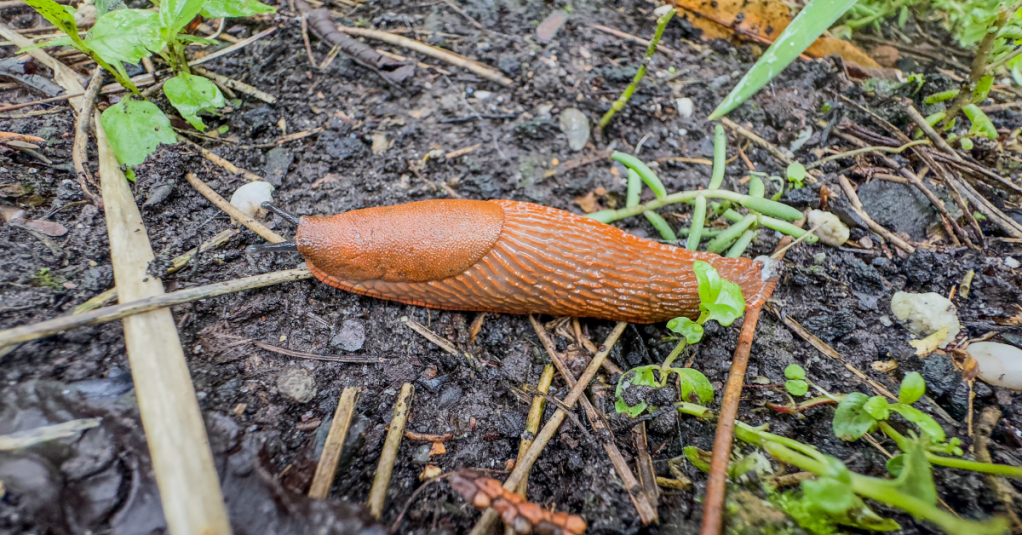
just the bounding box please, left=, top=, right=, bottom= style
left=2, top=0, right=1022, bottom=533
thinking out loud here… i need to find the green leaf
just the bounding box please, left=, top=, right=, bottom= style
left=784, top=364, right=805, bottom=380
left=963, top=104, right=998, bottom=140
left=693, top=260, right=745, bottom=326
left=802, top=476, right=855, bottom=515
left=924, top=88, right=959, bottom=104
left=684, top=445, right=711, bottom=472
left=163, top=72, right=225, bottom=131
left=709, top=0, right=859, bottom=119
left=898, top=372, right=925, bottom=405
left=880, top=436, right=938, bottom=505
left=200, top=0, right=275, bottom=17
left=863, top=396, right=890, bottom=420
left=86, top=9, right=160, bottom=71
left=667, top=317, right=704, bottom=344
left=738, top=196, right=804, bottom=221
left=675, top=368, right=714, bottom=404
left=889, top=405, right=946, bottom=444
left=832, top=392, right=876, bottom=441
left=785, top=380, right=808, bottom=396
left=610, top=152, right=666, bottom=199
left=614, top=365, right=659, bottom=417
left=99, top=98, right=176, bottom=167
left=159, top=0, right=207, bottom=41
left=175, top=33, right=219, bottom=45
left=21, top=0, right=88, bottom=49
left=786, top=162, right=806, bottom=188
left=973, top=75, right=994, bottom=103
left=644, top=210, right=677, bottom=242
left=886, top=454, right=905, bottom=477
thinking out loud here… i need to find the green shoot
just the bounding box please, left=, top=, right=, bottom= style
left=786, top=162, right=806, bottom=189
left=612, top=152, right=666, bottom=199
left=599, top=7, right=675, bottom=130
left=784, top=364, right=809, bottom=397
left=710, top=0, right=860, bottom=119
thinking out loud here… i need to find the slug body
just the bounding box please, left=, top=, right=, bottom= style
left=296, top=199, right=769, bottom=324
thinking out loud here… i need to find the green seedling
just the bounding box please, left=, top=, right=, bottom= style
left=784, top=364, right=809, bottom=396
left=22, top=0, right=274, bottom=179
left=786, top=162, right=806, bottom=189
left=599, top=7, right=675, bottom=130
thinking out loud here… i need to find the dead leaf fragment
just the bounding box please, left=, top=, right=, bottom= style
left=572, top=187, right=607, bottom=213
left=429, top=441, right=447, bottom=455
left=908, top=327, right=950, bottom=357
left=420, top=465, right=442, bottom=480
left=20, top=219, right=68, bottom=237
left=371, top=133, right=389, bottom=155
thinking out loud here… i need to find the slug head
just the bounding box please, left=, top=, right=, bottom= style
left=295, top=199, right=505, bottom=283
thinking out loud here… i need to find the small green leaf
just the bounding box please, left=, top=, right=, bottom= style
left=693, top=260, right=746, bottom=326
left=889, top=404, right=946, bottom=444
left=675, top=368, right=714, bottom=404
left=159, top=0, right=207, bottom=42
left=99, top=98, right=176, bottom=168
left=898, top=372, right=926, bottom=405
left=863, top=396, right=890, bottom=420
left=802, top=476, right=855, bottom=515
left=973, top=75, right=994, bottom=103
left=879, top=437, right=938, bottom=506
left=784, top=364, right=805, bottom=380
left=786, top=162, right=806, bottom=188
left=684, top=446, right=711, bottom=472
left=667, top=317, right=704, bottom=344
left=924, top=88, right=960, bottom=104
left=785, top=380, right=808, bottom=396
left=886, top=454, right=905, bottom=477
left=832, top=392, right=876, bottom=441
left=625, top=168, right=642, bottom=208
left=163, top=72, right=225, bottom=131
left=960, top=137, right=974, bottom=151
left=201, top=0, right=275, bottom=17
left=963, top=104, right=998, bottom=140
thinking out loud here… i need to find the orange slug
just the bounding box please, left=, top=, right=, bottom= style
left=256, top=199, right=774, bottom=324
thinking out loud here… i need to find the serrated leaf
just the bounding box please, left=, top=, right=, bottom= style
left=86, top=9, right=160, bottom=68
left=201, top=0, right=275, bottom=18
left=99, top=98, right=176, bottom=167
left=833, top=392, right=876, bottom=441
left=22, top=0, right=88, bottom=50
left=666, top=316, right=703, bottom=344
left=163, top=72, right=225, bottom=131
left=889, top=404, right=946, bottom=444
left=160, top=0, right=207, bottom=41
left=675, top=368, right=714, bottom=404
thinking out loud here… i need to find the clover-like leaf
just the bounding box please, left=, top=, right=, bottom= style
left=784, top=364, right=806, bottom=380
left=785, top=380, right=808, bottom=396
left=787, top=162, right=806, bottom=189
left=201, top=0, right=275, bottom=17
left=693, top=260, right=745, bottom=327
left=675, top=368, right=714, bottom=404
left=99, top=98, right=176, bottom=168
left=163, top=72, right=225, bottom=131
left=666, top=316, right=703, bottom=344
left=863, top=395, right=890, bottom=420
left=832, top=392, right=876, bottom=441
left=898, top=372, right=926, bottom=405
left=889, top=404, right=946, bottom=444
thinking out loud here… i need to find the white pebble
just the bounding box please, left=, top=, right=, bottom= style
left=968, top=342, right=1022, bottom=390
left=891, top=292, right=960, bottom=349
left=229, top=181, right=274, bottom=219
left=1006, top=257, right=1020, bottom=269
left=676, top=97, right=694, bottom=118
left=807, top=210, right=849, bottom=247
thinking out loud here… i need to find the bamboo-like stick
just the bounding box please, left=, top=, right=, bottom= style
left=184, top=172, right=284, bottom=243
left=309, top=387, right=361, bottom=499
left=95, top=112, right=232, bottom=535
left=0, top=268, right=313, bottom=346
left=515, top=364, right=554, bottom=495
left=368, top=383, right=414, bottom=519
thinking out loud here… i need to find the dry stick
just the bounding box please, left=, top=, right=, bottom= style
left=178, top=137, right=264, bottom=181
left=719, top=117, right=819, bottom=184
left=72, top=66, right=104, bottom=208
left=928, top=152, right=1022, bottom=197
left=0, top=24, right=85, bottom=109
left=368, top=383, right=414, bottom=519
left=184, top=173, right=284, bottom=243
left=804, top=139, right=930, bottom=170
left=632, top=423, right=659, bottom=508
left=95, top=112, right=232, bottom=535
left=837, top=175, right=916, bottom=254
left=191, top=66, right=276, bottom=104
left=590, top=24, right=683, bottom=59
left=309, top=386, right=361, bottom=499
left=441, top=0, right=484, bottom=30
left=0, top=268, right=313, bottom=347
left=515, top=364, right=554, bottom=496
left=332, top=26, right=513, bottom=86
left=699, top=281, right=775, bottom=535
left=300, top=13, right=318, bottom=67
left=0, top=91, right=86, bottom=113
left=974, top=406, right=1022, bottom=531
left=468, top=322, right=631, bottom=535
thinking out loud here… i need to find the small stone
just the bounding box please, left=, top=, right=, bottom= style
left=558, top=108, right=590, bottom=152
left=807, top=209, right=850, bottom=247
left=813, top=252, right=827, bottom=264
left=276, top=368, right=316, bottom=403
left=330, top=319, right=366, bottom=351
left=473, top=90, right=493, bottom=100
left=675, top=97, right=694, bottom=118
left=536, top=10, right=568, bottom=44
left=1006, top=257, right=1020, bottom=269
left=870, top=45, right=900, bottom=68
left=371, top=133, right=389, bottom=154
left=968, top=342, right=1022, bottom=390
left=262, top=147, right=293, bottom=186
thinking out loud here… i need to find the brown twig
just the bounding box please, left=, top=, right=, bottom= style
left=0, top=92, right=85, bottom=113
left=515, top=363, right=554, bottom=495
left=368, top=383, right=414, bottom=519
left=72, top=66, right=104, bottom=208
left=974, top=406, right=1022, bottom=531
left=252, top=340, right=384, bottom=363
left=590, top=23, right=683, bottom=59
left=441, top=0, right=484, bottom=30
left=184, top=172, right=284, bottom=243
left=632, top=423, right=660, bottom=509
left=837, top=175, right=916, bottom=254
left=719, top=117, right=819, bottom=184
left=191, top=66, right=276, bottom=104
left=309, top=386, right=360, bottom=498
left=178, top=137, right=263, bottom=181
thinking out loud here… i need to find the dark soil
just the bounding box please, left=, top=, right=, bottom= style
left=2, top=0, right=1022, bottom=534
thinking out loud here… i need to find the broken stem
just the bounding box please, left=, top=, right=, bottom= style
left=598, top=8, right=674, bottom=130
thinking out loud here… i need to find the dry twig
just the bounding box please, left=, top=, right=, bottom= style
left=72, top=66, right=104, bottom=208
left=309, top=387, right=361, bottom=499
left=184, top=172, right=284, bottom=243
left=192, top=66, right=276, bottom=103
left=837, top=175, right=917, bottom=254
left=368, top=383, right=414, bottom=519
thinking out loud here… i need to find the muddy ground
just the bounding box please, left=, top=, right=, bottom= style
left=2, top=0, right=1022, bottom=533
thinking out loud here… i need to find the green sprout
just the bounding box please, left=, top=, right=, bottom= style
left=786, top=162, right=806, bottom=189
left=599, top=7, right=675, bottom=130
left=784, top=364, right=809, bottom=397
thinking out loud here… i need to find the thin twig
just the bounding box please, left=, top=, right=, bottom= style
left=442, top=0, right=484, bottom=30
left=837, top=175, right=916, bottom=254
left=192, top=66, right=276, bottom=103
left=591, top=24, right=682, bottom=58
left=179, top=137, right=264, bottom=181
left=368, top=383, right=414, bottom=519
left=184, top=172, right=284, bottom=243
left=300, top=13, right=318, bottom=67
left=719, top=117, right=819, bottom=184
left=805, top=140, right=930, bottom=169
left=309, top=386, right=361, bottom=499
left=0, top=269, right=314, bottom=347
left=974, top=406, right=1022, bottom=531
left=0, top=91, right=86, bottom=113
left=253, top=340, right=383, bottom=363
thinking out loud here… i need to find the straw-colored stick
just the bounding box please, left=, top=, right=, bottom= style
left=368, top=383, right=415, bottom=519
left=516, top=364, right=555, bottom=495
left=309, top=387, right=361, bottom=499
left=95, top=112, right=232, bottom=535
left=184, top=172, right=284, bottom=243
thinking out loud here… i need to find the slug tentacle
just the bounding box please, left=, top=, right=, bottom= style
left=261, top=202, right=301, bottom=226
left=298, top=199, right=768, bottom=324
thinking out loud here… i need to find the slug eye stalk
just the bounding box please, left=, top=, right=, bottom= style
left=261, top=202, right=301, bottom=226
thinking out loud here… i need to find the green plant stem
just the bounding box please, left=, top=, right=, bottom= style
left=719, top=208, right=816, bottom=242
left=660, top=340, right=687, bottom=371
left=677, top=226, right=723, bottom=237
left=844, top=0, right=908, bottom=28
left=879, top=422, right=1022, bottom=478
left=709, top=124, right=726, bottom=190
left=726, top=229, right=758, bottom=258
left=598, top=9, right=674, bottom=130
left=644, top=210, right=677, bottom=241
left=626, top=169, right=642, bottom=207
left=677, top=402, right=711, bottom=419
left=988, top=45, right=1022, bottom=73
left=942, top=4, right=1013, bottom=128
left=707, top=214, right=757, bottom=254
left=686, top=196, right=707, bottom=250
left=588, top=189, right=798, bottom=224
